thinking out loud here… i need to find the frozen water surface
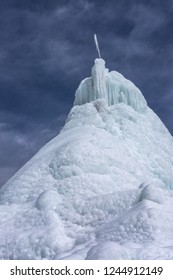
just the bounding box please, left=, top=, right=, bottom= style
left=0, top=59, right=173, bottom=259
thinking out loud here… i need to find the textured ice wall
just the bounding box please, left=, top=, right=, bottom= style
left=74, top=58, right=147, bottom=112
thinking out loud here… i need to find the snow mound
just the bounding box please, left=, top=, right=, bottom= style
left=0, top=59, right=173, bottom=259
left=86, top=242, right=129, bottom=260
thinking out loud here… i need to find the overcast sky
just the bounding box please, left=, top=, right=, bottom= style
left=0, top=0, right=173, bottom=187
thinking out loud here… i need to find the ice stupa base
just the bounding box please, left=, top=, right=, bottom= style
left=0, top=59, right=173, bottom=259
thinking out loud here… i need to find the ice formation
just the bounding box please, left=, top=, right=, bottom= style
left=0, top=58, right=173, bottom=260
left=74, top=58, right=147, bottom=112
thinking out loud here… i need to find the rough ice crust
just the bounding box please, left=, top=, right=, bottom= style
left=74, top=58, right=147, bottom=112
left=0, top=60, right=173, bottom=260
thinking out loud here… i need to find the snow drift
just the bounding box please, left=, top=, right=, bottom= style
left=0, top=59, right=173, bottom=260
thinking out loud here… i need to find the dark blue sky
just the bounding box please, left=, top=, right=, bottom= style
left=0, top=0, right=173, bottom=186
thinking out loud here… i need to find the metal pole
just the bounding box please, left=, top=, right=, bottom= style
left=94, top=34, right=101, bottom=58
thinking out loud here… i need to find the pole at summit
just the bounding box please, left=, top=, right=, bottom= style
left=94, top=34, right=101, bottom=59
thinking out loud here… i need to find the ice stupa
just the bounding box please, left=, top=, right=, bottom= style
left=0, top=56, right=173, bottom=260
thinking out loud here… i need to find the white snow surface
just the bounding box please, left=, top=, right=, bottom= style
left=0, top=59, right=173, bottom=259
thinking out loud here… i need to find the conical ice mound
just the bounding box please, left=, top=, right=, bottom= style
left=0, top=59, right=173, bottom=259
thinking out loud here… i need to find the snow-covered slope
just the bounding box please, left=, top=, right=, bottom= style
left=0, top=59, right=173, bottom=260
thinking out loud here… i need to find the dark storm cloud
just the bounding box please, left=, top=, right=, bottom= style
left=0, top=0, right=173, bottom=186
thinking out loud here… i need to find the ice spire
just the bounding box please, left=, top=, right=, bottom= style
left=91, top=58, right=107, bottom=100
left=74, top=38, right=147, bottom=112
left=74, top=35, right=107, bottom=104
left=74, top=58, right=107, bottom=106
